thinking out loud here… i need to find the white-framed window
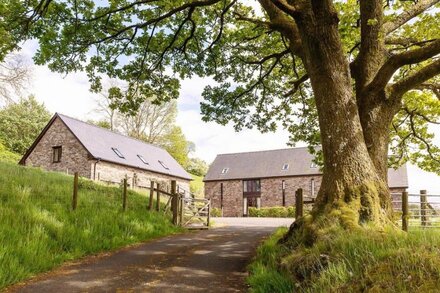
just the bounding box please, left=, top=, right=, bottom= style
left=159, top=160, right=169, bottom=170
left=311, top=178, right=316, bottom=197
left=221, top=168, right=229, bottom=174
left=112, top=147, right=125, bottom=159
left=282, top=163, right=289, bottom=170
left=137, top=155, right=149, bottom=165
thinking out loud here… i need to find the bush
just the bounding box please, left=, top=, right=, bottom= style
left=248, top=206, right=295, bottom=218
left=211, top=207, right=222, bottom=217
left=0, top=141, right=21, bottom=163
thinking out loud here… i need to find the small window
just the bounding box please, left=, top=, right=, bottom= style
left=311, top=162, right=318, bottom=168
left=112, top=147, right=125, bottom=159
left=52, top=146, right=62, bottom=163
left=221, top=168, right=229, bottom=174
left=282, top=163, right=289, bottom=170
left=159, top=160, right=169, bottom=170
left=137, top=155, right=149, bottom=165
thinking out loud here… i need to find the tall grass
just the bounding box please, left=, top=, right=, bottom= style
left=0, top=162, right=181, bottom=289
left=248, top=226, right=440, bottom=292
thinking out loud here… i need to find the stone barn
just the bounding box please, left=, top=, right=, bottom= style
left=204, top=148, right=408, bottom=217
left=20, top=113, right=191, bottom=192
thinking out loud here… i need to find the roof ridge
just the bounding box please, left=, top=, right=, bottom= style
left=216, top=146, right=310, bottom=156
left=57, top=113, right=165, bottom=152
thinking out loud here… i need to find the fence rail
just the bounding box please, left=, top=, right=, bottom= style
left=293, top=188, right=439, bottom=231
left=39, top=173, right=211, bottom=229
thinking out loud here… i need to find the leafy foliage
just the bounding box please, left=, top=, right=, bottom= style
left=0, top=140, right=21, bottom=163
left=186, top=157, right=209, bottom=177
left=0, top=95, right=51, bottom=154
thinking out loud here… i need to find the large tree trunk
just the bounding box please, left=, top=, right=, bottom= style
left=293, top=2, right=392, bottom=226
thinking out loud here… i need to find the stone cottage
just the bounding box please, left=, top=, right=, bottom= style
left=204, top=148, right=408, bottom=217
left=20, top=113, right=192, bottom=192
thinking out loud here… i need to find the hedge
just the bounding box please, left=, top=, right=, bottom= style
left=248, top=206, right=295, bottom=218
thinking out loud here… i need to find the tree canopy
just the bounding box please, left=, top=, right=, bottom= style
left=0, top=95, right=51, bottom=154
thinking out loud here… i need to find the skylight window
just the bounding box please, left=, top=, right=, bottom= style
left=221, top=168, right=229, bottom=174
left=158, top=160, right=169, bottom=170
left=138, top=155, right=149, bottom=165
left=311, top=162, right=318, bottom=168
left=112, top=147, right=125, bottom=159
left=282, top=163, right=289, bottom=170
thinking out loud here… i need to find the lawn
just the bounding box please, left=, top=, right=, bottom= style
left=248, top=225, right=440, bottom=292
left=0, top=161, right=182, bottom=289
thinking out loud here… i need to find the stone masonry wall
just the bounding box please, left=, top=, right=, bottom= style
left=204, top=180, right=243, bottom=217
left=95, top=161, right=190, bottom=195
left=25, top=117, right=92, bottom=178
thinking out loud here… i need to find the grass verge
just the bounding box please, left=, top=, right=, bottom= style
left=248, top=225, right=440, bottom=292
left=0, top=162, right=182, bottom=289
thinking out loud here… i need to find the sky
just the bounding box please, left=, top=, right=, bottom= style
left=14, top=40, right=440, bottom=195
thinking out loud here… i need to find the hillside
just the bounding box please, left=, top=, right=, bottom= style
left=0, top=162, right=181, bottom=289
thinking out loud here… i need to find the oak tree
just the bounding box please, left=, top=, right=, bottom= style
left=4, top=0, right=440, bottom=229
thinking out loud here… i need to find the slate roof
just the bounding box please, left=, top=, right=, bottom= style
left=204, top=148, right=408, bottom=188
left=21, top=113, right=192, bottom=180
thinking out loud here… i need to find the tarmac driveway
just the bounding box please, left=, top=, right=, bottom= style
left=8, top=217, right=293, bottom=293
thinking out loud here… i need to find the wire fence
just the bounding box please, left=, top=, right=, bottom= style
left=392, top=191, right=440, bottom=229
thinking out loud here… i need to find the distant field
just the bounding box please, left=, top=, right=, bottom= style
left=0, top=162, right=181, bottom=289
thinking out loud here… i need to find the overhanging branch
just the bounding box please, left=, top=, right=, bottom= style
left=389, top=59, right=440, bottom=100
left=383, top=0, right=440, bottom=35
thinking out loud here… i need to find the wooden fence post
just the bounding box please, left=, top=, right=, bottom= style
left=156, top=184, right=161, bottom=212
left=295, top=188, right=303, bottom=219
left=72, top=172, right=79, bottom=210
left=171, top=180, right=178, bottom=225
left=180, top=197, right=184, bottom=226
left=421, top=190, right=427, bottom=227
left=122, top=178, right=127, bottom=211
left=402, top=191, right=408, bottom=232
left=207, top=201, right=211, bottom=227
left=148, top=181, right=154, bottom=211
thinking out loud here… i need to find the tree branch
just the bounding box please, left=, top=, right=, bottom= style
left=389, top=58, right=440, bottom=100
left=383, top=0, right=440, bottom=35
left=365, top=39, right=440, bottom=94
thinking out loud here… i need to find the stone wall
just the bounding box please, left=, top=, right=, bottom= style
left=205, top=180, right=243, bottom=217
left=95, top=161, right=190, bottom=195
left=25, top=117, right=93, bottom=178
left=205, top=176, right=407, bottom=217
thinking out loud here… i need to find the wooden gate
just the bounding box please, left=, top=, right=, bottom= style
left=179, top=197, right=210, bottom=229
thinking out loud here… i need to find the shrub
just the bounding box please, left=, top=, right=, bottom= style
left=211, top=207, right=222, bottom=217
left=248, top=206, right=295, bottom=218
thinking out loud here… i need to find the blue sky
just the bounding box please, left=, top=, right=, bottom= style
left=16, top=40, right=440, bottom=194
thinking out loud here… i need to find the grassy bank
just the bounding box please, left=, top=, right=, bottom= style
left=248, top=226, right=440, bottom=292
left=0, top=162, right=182, bottom=289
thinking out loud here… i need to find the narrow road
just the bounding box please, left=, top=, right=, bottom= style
left=10, top=218, right=293, bottom=293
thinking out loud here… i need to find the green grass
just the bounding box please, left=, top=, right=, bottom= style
left=0, top=161, right=182, bottom=289
left=248, top=226, right=440, bottom=292
left=247, top=227, right=295, bottom=293
left=190, top=174, right=204, bottom=198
